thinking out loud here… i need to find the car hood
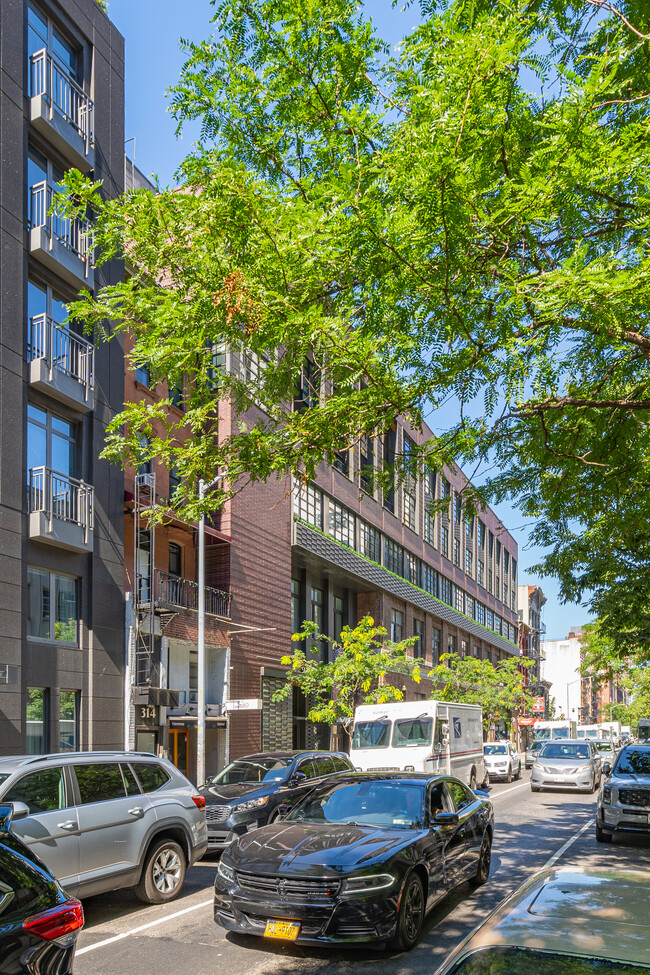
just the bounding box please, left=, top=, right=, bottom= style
left=199, top=782, right=281, bottom=802
left=536, top=757, right=592, bottom=767
left=612, top=773, right=650, bottom=785
left=226, top=821, right=422, bottom=875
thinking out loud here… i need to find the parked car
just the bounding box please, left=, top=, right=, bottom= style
left=214, top=771, right=493, bottom=950
left=594, top=739, right=618, bottom=766
left=0, top=802, right=84, bottom=975
left=524, top=738, right=548, bottom=769
left=435, top=866, right=650, bottom=974
left=483, top=742, right=521, bottom=782
left=530, top=739, right=601, bottom=793
left=0, top=751, right=207, bottom=903
left=597, top=744, right=650, bottom=842
left=200, top=750, right=354, bottom=850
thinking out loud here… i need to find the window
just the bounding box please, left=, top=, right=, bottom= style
left=511, top=558, right=517, bottom=582
left=441, top=525, right=449, bottom=559
left=5, top=767, right=66, bottom=813
left=460, top=640, right=468, bottom=658
left=333, top=594, right=345, bottom=642
left=447, top=634, right=457, bottom=655
left=27, top=403, right=76, bottom=482
left=403, top=435, right=417, bottom=530
left=392, top=717, right=432, bottom=747
left=170, top=378, right=184, bottom=410
left=405, top=552, right=421, bottom=587
left=384, top=538, right=403, bottom=576
left=403, top=488, right=417, bottom=531
left=28, top=4, right=78, bottom=85
left=333, top=449, right=350, bottom=476
left=27, top=567, right=78, bottom=643
left=391, top=608, right=404, bottom=642
left=296, top=758, right=318, bottom=779
left=466, top=514, right=474, bottom=538
left=328, top=500, right=354, bottom=547
left=454, top=495, right=462, bottom=525
left=494, top=615, right=502, bottom=635
left=439, top=576, right=452, bottom=606
left=121, top=764, right=141, bottom=796
left=136, top=529, right=151, bottom=602
left=432, top=628, right=441, bottom=665
left=294, top=358, right=320, bottom=410
left=488, top=531, right=494, bottom=559
left=359, top=433, right=374, bottom=492
left=414, top=620, right=424, bottom=659
left=478, top=520, right=486, bottom=549
left=352, top=720, right=390, bottom=749
left=486, top=609, right=494, bottom=630
left=465, top=595, right=475, bottom=619
left=314, top=756, right=336, bottom=777
left=422, top=564, right=437, bottom=597
left=26, top=688, right=48, bottom=754
left=453, top=537, right=461, bottom=567
left=168, top=542, right=182, bottom=577
left=455, top=588, right=464, bottom=613
left=293, top=480, right=323, bottom=528
left=478, top=560, right=484, bottom=587
left=358, top=521, right=381, bottom=563
left=27, top=278, right=85, bottom=379
left=311, top=586, right=324, bottom=632
left=75, top=763, right=127, bottom=804
left=488, top=568, right=493, bottom=594
left=132, top=763, right=170, bottom=792
left=473, top=644, right=480, bottom=657
left=465, top=549, right=473, bottom=576
left=424, top=470, right=436, bottom=545
left=291, top=579, right=302, bottom=635
left=135, top=363, right=151, bottom=387
left=446, top=779, right=475, bottom=811
left=476, top=602, right=486, bottom=625
left=59, top=690, right=78, bottom=751
left=503, top=581, right=508, bottom=604
left=169, top=463, right=181, bottom=498
left=383, top=423, right=397, bottom=513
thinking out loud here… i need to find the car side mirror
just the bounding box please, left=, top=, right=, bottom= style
left=290, top=771, right=307, bottom=785
left=9, top=802, right=30, bottom=821
left=433, top=811, right=459, bottom=827
left=603, top=762, right=611, bottom=775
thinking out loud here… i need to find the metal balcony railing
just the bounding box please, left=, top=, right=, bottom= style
left=30, top=181, right=92, bottom=276
left=141, top=569, right=232, bottom=619
left=29, top=314, right=94, bottom=400
left=30, top=48, right=94, bottom=155
left=29, top=467, right=94, bottom=539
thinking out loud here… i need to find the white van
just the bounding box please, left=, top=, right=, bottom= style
left=350, top=700, right=487, bottom=789
left=533, top=719, right=577, bottom=740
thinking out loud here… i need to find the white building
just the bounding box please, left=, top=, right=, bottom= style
left=540, top=627, right=585, bottom=722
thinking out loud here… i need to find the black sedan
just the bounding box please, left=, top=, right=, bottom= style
left=200, top=751, right=354, bottom=849
left=0, top=802, right=84, bottom=974
left=214, top=772, right=493, bottom=950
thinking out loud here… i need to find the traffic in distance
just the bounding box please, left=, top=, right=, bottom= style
left=1, top=702, right=649, bottom=973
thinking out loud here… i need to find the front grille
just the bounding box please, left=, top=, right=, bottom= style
left=236, top=872, right=340, bottom=902
left=618, top=788, right=650, bottom=808
left=245, top=912, right=323, bottom=935
left=336, top=921, right=377, bottom=938
left=206, top=804, right=230, bottom=824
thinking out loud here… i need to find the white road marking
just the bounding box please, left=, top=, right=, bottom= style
left=490, top=781, right=529, bottom=799
left=75, top=898, right=213, bottom=955
left=541, top=817, right=595, bottom=869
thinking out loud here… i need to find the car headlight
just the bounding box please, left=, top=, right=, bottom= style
left=576, top=764, right=592, bottom=773
left=602, top=784, right=612, bottom=803
left=232, top=796, right=269, bottom=812
left=217, top=860, right=235, bottom=884
left=341, top=873, right=395, bottom=896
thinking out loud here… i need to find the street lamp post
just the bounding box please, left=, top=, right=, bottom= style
left=197, top=472, right=225, bottom=787
left=566, top=676, right=581, bottom=723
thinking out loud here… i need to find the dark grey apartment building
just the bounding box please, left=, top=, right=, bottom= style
left=0, top=0, right=126, bottom=753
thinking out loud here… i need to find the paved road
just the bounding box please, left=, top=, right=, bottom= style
left=75, top=771, right=650, bottom=975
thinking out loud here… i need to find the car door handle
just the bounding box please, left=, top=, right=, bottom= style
left=128, top=807, right=143, bottom=816
left=57, top=820, right=76, bottom=830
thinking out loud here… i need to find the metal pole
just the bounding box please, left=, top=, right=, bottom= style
left=197, top=478, right=206, bottom=787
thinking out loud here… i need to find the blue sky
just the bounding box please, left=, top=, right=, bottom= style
left=107, top=0, right=591, bottom=640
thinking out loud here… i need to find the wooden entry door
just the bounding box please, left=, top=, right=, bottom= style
left=169, top=729, right=188, bottom=777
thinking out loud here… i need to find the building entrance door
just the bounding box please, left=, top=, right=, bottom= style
left=169, top=728, right=188, bottom=777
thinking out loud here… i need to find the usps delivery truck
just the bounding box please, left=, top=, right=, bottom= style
left=350, top=700, right=487, bottom=789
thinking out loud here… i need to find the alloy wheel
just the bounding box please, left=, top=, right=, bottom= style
left=153, top=848, right=182, bottom=894
left=404, top=877, right=424, bottom=942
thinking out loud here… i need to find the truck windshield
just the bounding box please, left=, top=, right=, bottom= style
left=392, top=717, right=433, bottom=748
left=352, top=720, right=390, bottom=749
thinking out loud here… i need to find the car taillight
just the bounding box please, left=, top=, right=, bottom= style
left=23, top=899, right=84, bottom=946
left=192, top=795, right=206, bottom=810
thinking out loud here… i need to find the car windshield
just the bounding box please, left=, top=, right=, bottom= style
left=392, top=717, right=433, bottom=748
left=288, top=780, right=425, bottom=829
left=207, top=758, right=292, bottom=785
left=528, top=740, right=548, bottom=752
left=595, top=741, right=614, bottom=752
left=484, top=744, right=507, bottom=755
left=538, top=743, right=590, bottom=760
left=352, top=720, right=390, bottom=749
left=447, top=946, right=649, bottom=975
left=614, top=748, right=650, bottom=776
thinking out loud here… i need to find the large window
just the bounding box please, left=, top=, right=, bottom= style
left=311, top=586, right=324, bottom=632
left=422, top=564, right=437, bottom=597
left=432, top=628, right=441, bottom=665
left=383, top=424, right=397, bottom=513
left=291, top=579, right=302, bottom=634
left=390, top=608, right=404, bottom=642
left=294, top=480, right=323, bottom=528
left=405, top=552, right=421, bottom=587
left=403, top=435, right=417, bottom=530
left=28, top=3, right=78, bottom=85
left=358, top=521, right=381, bottom=563
left=294, top=358, right=320, bottom=410
left=478, top=559, right=484, bottom=587
left=26, top=688, right=48, bottom=754
left=168, top=542, right=182, bottom=577
left=333, top=449, right=350, bottom=477
left=453, top=537, right=461, bottom=567
left=413, top=619, right=424, bottom=659
left=333, top=595, right=345, bottom=642
left=328, top=500, right=354, bottom=547
left=441, top=525, right=449, bottom=559
left=59, top=690, right=78, bottom=751
left=27, top=403, right=76, bottom=481
left=384, top=538, right=403, bottom=576
left=359, top=434, right=374, bottom=492
left=27, top=567, right=78, bottom=643
left=439, top=576, right=452, bottom=606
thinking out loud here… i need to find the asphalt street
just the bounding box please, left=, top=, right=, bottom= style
left=74, top=770, right=650, bottom=975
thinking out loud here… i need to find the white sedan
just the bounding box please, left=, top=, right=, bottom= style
left=484, top=742, right=521, bottom=783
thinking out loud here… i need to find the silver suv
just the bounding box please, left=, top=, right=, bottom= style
left=0, top=751, right=207, bottom=903
left=597, top=744, right=650, bottom=842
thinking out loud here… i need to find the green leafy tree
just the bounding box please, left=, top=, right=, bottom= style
left=581, top=620, right=650, bottom=726
left=428, top=653, right=534, bottom=734
left=60, top=0, right=650, bottom=650
left=273, top=615, right=421, bottom=731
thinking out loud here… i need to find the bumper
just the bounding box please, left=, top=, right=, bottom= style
left=531, top=771, right=593, bottom=790
left=599, top=805, right=650, bottom=833
left=486, top=767, right=510, bottom=780
left=213, top=884, right=398, bottom=946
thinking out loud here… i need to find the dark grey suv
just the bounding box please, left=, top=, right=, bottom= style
left=0, top=751, right=208, bottom=903
left=200, top=750, right=354, bottom=850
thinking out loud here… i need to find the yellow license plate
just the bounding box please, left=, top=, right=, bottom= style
left=264, top=920, right=300, bottom=940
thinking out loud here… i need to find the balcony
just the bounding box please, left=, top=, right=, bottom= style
left=29, top=49, right=94, bottom=170
left=29, top=181, right=93, bottom=291
left=138, top=569, right=231, bottom=619
left=28, top=314, right=94, bottom=412
left=28, top=467, right=94, bottom=553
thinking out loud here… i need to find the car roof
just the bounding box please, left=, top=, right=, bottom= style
left=0, top=751, right=160, bottom=772
left=446, top=867, right=650, bottom=968
left=228, top=751, right=350, bottom=762
left=317, top=771, right=471, bottom=786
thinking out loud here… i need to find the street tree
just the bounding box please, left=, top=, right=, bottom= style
left=273, top=615, right=421, bottom=735
left=581, top=620, right=650, bottom=726
left=427, top=653, right=534, bottom=734
left=60, top=0, right=650, bottom=651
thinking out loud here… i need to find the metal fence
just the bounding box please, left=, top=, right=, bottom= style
left=29, top=313, right=94, bottom=400
left=30, top=180, right=92, bottom=276
left=29, top=466, right=94, bottom=537
left=30, top=48, right=94, bottom=154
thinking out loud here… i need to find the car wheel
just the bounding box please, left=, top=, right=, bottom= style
left=135, top=838, right=187, bottom=904
left=390, top=872, right=425, bottom=952
left=531, top=785, right=540, bottom=793
left=470, top=831, right=492, bottom=887
left=505, top=767, right=512, bottom=784
left=515, top=763, right=522, bottom=780
left=596, top=821, right=613, bottom=843
left=469, top=769, right=477, bottom=790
